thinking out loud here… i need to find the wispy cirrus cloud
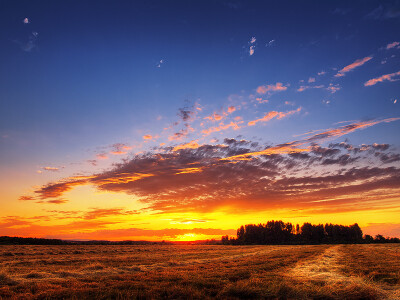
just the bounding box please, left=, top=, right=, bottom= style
left=248, top=107, right=301, bottom=126
left=334, top=56, right=373, bottom=77
left=364, top=70, right=400, bottom=86
left=386, top=41, right=400, bottom=49
left=42, top=166, right=61, bottom=172
left=202, top=121, right=242, bottom=136
left=297, top=85, right=324, bottom=92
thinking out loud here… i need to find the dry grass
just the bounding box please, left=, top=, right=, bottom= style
left=0, top=244, right=398, bottom=299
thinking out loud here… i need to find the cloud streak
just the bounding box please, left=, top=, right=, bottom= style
left=335, top=56, right=373, bottom=77
left=248, top=107, right=301, bottom=126
left=364, top=70, right=400, bottom=86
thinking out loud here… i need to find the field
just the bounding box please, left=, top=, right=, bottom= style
left=0, top=244, right=399, bottom=299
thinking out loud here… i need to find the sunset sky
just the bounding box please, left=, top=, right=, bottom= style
left=1, top=0, right=400, bottom=241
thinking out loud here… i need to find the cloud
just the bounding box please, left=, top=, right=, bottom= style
left=82, top=208, right=138, bottom=220
left=256, top=98, right=268, bottom=103
left=249, top=36, right=256, bottom=56
left=204, top=106, right=236, bottom=122
left=227, top=106, right=236, bottom=113
left=110, top=143, right=132, bottom=155
left=364, top=70, right=400, bottom=86
left=156, top=59, right=164, bottom=68
left=386, top=41, right=400, bottom=49
left=173, top=140, right=201, bottom=151
left=96, top=153, right=108, bottom=160
left=256, top=82, right=288, bottom=94
left=308, top=77, right=316, bottom=83
left=297, top=85, right=324, bottom=92
left=334, top=56, right=373, bottom=77
left=178, top=104, right=196, bottom=122
left=166, top=102, right=199, bottom=141
left=317, top=71, right=326, bottom=76
left=168, top=124, right=195, bottom=141
left=19, top=196, right=36, bottom=201
left=42, top=199, right=69, bottom=204
left=19, top=31, right=39, bottom=52
left=202, top=121, right=241, bottom=135
left=143, top=134, right=154, bottom=140
left=248, top=107, right=302, bottom=126
left=23, top=18, right=29, bottom=24
left=42, top=167, right=60, bottom=172
left=365, top=4, right=400, bottom=20
left=249, top=46, right=255, bottom=56
left=327, top=83, right=340, bottom=93
left=266, top=39, right=275, bottom=47
left=34, top=176, right=91, bottom=199
left=227, top=118, right=400, bottom=161
left=23, top=118, right=400, bottom=218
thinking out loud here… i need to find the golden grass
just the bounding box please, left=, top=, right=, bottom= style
left=0, top=244, right=398, bottom=299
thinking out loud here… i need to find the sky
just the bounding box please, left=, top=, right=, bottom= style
left=0, top=0, right=400, bottom=241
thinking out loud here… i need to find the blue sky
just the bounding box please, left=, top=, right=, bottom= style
left=0, top=0, right=400, bottom=240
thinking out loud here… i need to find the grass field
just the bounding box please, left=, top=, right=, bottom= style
left=0, top=244, right=399, bottom=299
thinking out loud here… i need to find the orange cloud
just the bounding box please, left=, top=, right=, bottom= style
left=168, top=124, right=194, bottom=141
left=327, top=83, right=341, bottom=93
left=175, top=167, right=204, bottom=174
left=19, top=196, right=36, bottom=201
left=386, top=41, right=399, bottom=49
left=34, top=177, right=88, bottom=199
left=110, top=151, right=127, bottom=155
left=43, top=167, right=60, bottom=172
left=41, top=199, right=69, bottom=204
left=248, top=107, right=301, bottom=126
left=222, top=143, right=309, bottom=161
left=227, top=118, right=400, bottom=161
left=364, top=70, right=400, bottom=86
left=227, top=106, right=236, bottom=113
left=248, top=111, right=278, bottom=126
left=335, top=56, right=373, bottom=77
left=203, top=106, right=237, bottom=122
left=23, top=118, right=400, bottom=220
left=256, top=82, right=287, bottom=94
left=95, top=173, right=154, bottom=185
left=202, top=121, right=241, bottom=135
left=143, top=134, right=153, bottom=140
left=109, top=143, right=132, bottom=155
left=173, top=140, right=201, bottom=151
left=96, top=153, right=108, bottom=160
left=256, top=97, right=268, bottom=103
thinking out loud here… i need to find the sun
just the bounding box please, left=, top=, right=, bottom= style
left=174, top=233, right=206, bottom=241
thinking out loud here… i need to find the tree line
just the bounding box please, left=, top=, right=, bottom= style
left=221, top=220, right=400, bottom=245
